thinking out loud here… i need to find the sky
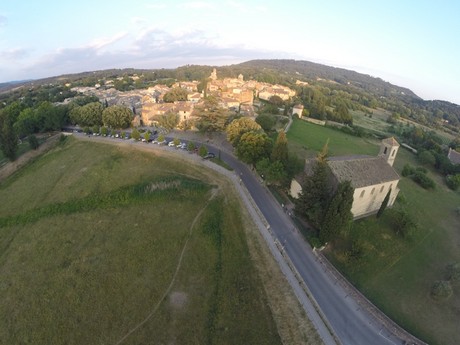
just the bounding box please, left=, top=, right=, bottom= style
left=1, top=0, right=459, bottom=104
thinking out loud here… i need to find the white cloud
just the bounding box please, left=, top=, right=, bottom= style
left=0, top=48, right=28, bottom=60
left=87, top=32, right=128, bottom=51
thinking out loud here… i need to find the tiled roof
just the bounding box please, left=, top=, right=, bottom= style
left=327, top=156, right=400, bottom=188
left=382, top=137, right=400, bottom=147
left=448, top=148, right=460, bottom=165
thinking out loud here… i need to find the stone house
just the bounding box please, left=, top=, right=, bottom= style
left=447, top=147, right=460, bottom=165
left=290, top=138, right=401, bottom=219
left=292, top=104, right=304, bottom=117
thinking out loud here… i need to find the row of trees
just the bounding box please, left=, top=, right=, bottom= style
left=69, top=102, right=133, bottom=128
left=225, top=117, right=301, bottom=187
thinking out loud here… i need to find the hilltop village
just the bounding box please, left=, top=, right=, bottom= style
left=70, top=69, right=296, bottom=127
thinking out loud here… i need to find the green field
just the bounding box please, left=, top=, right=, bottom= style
left=287, top=118, right=460, bottom=345
left=287, top=117, right=380, bottom=158
left=0, top=138, right=283, bottom=345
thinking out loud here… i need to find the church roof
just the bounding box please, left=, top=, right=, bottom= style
left=327, top=156, right=400, bottom=188
left=381, top=137, right=400, bottom=147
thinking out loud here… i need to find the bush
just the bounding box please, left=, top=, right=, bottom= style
left=446, top=263, right=460, bottom=282
left=416, top=166, right=427, bottom=174
left=59, top=134, right=67, bottom=144
left=198, top=145, right=208, bottom=157
left=430, top=280, right=453, bottom=300
left=418, top=150, right=436, bottom=167
left=388, top=208, right=417, bottom=238
left=446, top=174, right=460, bottom=191
left=411, top=170, right=435, bottom=189
left=28, top=135, right=39, bottom=150
left=401, top=164, right=415, bottom=177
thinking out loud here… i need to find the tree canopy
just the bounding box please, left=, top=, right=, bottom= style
left=70, top=102, right=103, bottom=127
left=102, top=105, right=133, bottom=129
left=226, top=117, right=262, bottom=147
left=236, top=131, right=272, bottom=166
left=271, top=130, right=289, bottom=167
left=163, top=87, right=189, bottom=103
left=319, top=181, right=354, bottom=244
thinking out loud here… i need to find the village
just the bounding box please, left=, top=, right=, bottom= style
left=70, top=68, right=297, bottom=128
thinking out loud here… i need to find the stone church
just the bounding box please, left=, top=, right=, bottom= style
left=290, top=138, right=401, bottom=219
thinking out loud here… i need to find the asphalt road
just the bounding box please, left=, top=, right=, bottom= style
left=75, top=132, right=411, bottom=345
left=210, top=145, right=406, bottom=345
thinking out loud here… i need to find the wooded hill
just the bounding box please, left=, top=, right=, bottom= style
left=1, top=59, right=459, bottom=133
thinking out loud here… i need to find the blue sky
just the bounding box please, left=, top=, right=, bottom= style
left=1, top=0, right=459, bottom=104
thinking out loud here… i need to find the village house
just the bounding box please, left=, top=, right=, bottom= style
left=447, top=147, right=460, bottom=165
left=292, top=104, right=304, bottom=117
left=141, top=101, right=194, bottom=126
left=290, top=137, right=401, bottom=219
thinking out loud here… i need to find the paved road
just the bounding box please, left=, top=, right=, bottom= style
left=75, top=133, right=416, bottom=345
left=206, top=145, right=407, bottom=345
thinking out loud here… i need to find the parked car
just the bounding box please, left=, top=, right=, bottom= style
left=168, top=141, right=176, bottom=147
left=203, top=152, right=216, bottom=159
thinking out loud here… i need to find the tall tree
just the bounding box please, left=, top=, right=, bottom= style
left=377, top=188, right=392, bottom=218
left=236, top=131, right=272, bottom=166
left=271, top=130, right=288, bottom=167
left=296, top=141, right=331, bottom=226
left=0, top=102, right=22, bottom=161
left=296, top=158, right=331, bottom=227
left=74, top=102, right=103, bottom=127
left=226, top=117, right=262, bottom=147
left=102, top=105, right=133, bottom=129
left=319, top=181, right=354, bottom=244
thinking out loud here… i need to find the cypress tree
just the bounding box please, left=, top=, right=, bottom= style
left=377, top=188, right=392, bottom=218
left=271, top=130, right=288, bottom=167
left=319, top=181, right=354, bottom=244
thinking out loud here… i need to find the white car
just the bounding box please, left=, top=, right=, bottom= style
left=168, top=141, right=176, bottom=147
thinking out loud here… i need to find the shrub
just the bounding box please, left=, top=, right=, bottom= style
left=411, top=170, right=435, bottom=189
left=416, top=166, right=427, bottom=174
left=187, top=141, right=196, bottom=151
left=198, top=145, right=208, bottom=157
left=446, top=174, right=460, bottom=191
left=430, top=280, right=453, bottom=300
left=59, top=134, right=67, bottom=144
left=388, top=208, right=417, bottom=238
left=401, top=164, right=415, bottom=177
left=446, top=263, right=460, bottom=282
left=418, top=150, right=436, bottom=166
left=131, top=128, right=140, bottom=140
left=28, top=135, right=39, bottom=150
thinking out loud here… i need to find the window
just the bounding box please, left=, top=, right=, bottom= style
left=391, top=149, right=396, bottom=157
left=371, top=187, right=375, bottom=195
left=380, top=185, right=385, bottom=193
left=384, top=147, right=388, bottom=154
left=360, top=190, right=365, bottom=198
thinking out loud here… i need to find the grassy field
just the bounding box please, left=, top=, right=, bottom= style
left=0, top=138, right=286, bottom=345
left=287, top=117, right=380, bottom=158
left=287, top=118, right=460, bottom=345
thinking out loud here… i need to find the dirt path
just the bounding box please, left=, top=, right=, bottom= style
left=114, top=187, right=220, bottom=345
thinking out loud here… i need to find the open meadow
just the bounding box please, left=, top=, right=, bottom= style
left=287, top=118, right=460, bottom=345
left=0, top=137, right=319, bottom=345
